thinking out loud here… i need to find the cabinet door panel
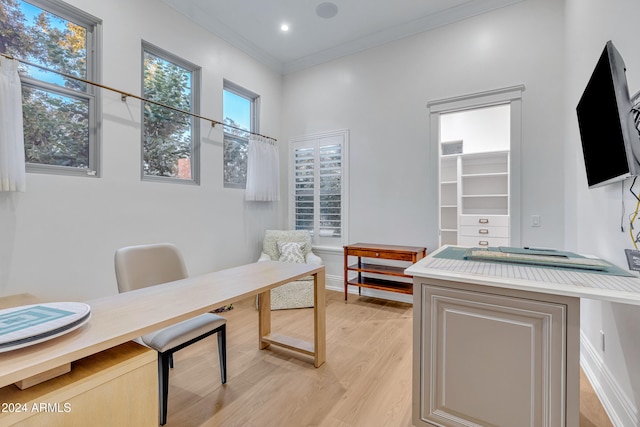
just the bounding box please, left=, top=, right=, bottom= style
left=415, top=285, right=567, bottom=427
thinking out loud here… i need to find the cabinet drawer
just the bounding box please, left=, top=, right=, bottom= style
left=460, top=215, right=509, bottom=227
left=460, top=225, right=509, bottom=238
left=347, top=249, right=414, bottom=261
left=459, top=236, right=509, bottom=247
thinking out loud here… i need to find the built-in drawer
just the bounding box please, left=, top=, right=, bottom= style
left=459, top=236, right=509, bottom=247
left=460, top=215, right=509, bottom=227
left=346, top=249, right=415, bottom=261
left=460, top=225, right=509, bottom=238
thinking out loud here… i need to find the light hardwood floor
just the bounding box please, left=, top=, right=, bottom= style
left=164, top=290, right=612, bottom=427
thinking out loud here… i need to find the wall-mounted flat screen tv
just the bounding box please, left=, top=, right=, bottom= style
left=576, top=40, right=640, bottom=189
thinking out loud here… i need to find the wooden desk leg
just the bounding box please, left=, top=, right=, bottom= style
left=314, top=269, right=326, bottom=367
left=344, top=250, right=348, bottom=302
left=258, top=290, right=271, bottom=350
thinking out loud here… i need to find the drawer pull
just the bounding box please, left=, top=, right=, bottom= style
left=479, top=229, right=489, bottom=234
left=375, top=252, right=380, bottom=257
left=478, top=240, right=489, bottom=246
left=478, top=218, right=489, bottom=224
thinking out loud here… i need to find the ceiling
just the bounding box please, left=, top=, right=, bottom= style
left=159, top=0, right=524, bottom=74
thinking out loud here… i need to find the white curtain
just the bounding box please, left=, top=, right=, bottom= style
left=245, top=136, right=280, bottom=201
left=0, top=57, right=26, bottom=192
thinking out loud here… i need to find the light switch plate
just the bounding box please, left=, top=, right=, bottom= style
left=531, top=215, right=541, bottom=227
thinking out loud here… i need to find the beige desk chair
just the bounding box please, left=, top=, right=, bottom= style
left=114, top=243, right=227, bottom=426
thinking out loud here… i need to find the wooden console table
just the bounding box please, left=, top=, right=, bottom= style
left=0, top=261, right=325, bottom=426
left=344, top=243, right=426, bottom=301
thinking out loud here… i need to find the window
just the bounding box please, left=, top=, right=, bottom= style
left=223, top=80, right=258, bottom=188
left=0, top=0, right=101, bottom=176
left=290, top=130, right=349, bottom=247
left=142, top=42, right=200, bottom=182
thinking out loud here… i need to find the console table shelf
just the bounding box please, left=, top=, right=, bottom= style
left=344, top=243, right=426, bottom=301
left=346, top=263, right=409, bottom=277
left=346, top=277, right=414, bottom=294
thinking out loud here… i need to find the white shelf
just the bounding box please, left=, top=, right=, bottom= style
left=461, top=152, right=508, bottom=175
left=440, top=215, right=457, bottom=229
left=461, top=172, right=508, bottom=178
left=461, top=194, right=509, bottom=198
left=439, top=150, right=510, bottom=246
left=439, top=230, right=458, bottom=246
left=462, top=207, right=509, bottom=215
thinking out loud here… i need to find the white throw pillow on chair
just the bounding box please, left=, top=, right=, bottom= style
left=277, top=241, right=306, bottom=263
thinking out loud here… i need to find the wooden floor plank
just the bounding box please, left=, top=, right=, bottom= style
left=162, top=290, right=612, bottom=427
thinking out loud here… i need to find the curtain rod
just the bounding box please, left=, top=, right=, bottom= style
left=0, top=52, right=277, bottom=142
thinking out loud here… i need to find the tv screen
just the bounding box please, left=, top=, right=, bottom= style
left=576, top=41, right=640, bottom=188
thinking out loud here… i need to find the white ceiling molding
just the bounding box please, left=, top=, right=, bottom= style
left=160, top=0, right=526, bottom=75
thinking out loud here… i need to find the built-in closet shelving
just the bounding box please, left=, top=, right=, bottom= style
left=439, top=155, right=459, bottom=246
left=439, top=148, right=510, bottom=247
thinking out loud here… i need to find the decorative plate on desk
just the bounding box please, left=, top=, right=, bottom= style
left=0, top=302, right=91, bottom=352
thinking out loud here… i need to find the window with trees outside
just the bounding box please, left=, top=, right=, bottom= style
left=290, top=130, right=349, bottom=247
left=142, top=42, right=200, bottom=182
left=223, top=81, right=258, bottom=188
left=0, top=0, right=101, bottom=176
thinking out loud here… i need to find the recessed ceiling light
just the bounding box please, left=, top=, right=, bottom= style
left=280, top=24, right=289, bottom=32
left=316, top=2, right=338, bottom=19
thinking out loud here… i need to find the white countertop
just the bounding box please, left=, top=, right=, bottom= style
left=406, top=245, right=640, bottom=306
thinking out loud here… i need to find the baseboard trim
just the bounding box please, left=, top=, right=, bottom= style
left=325, top=274, right=413, bottom=304
left=580, top=330, right=638, bottom=427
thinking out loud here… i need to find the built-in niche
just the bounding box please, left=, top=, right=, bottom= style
left=428, top=86, right=524, bottom=248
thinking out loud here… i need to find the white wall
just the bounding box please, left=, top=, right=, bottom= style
left=0, top=0, right=285, bottom=301
left=565, top=0, right=640, bottom=425
left=440, top=104, right=510, bottom=154
left=282, top=0, right=565, bottom=296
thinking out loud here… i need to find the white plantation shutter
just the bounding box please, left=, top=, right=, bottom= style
left=290, top=130, right=348, bottom=246
left=294, top=146, right=315, bottom=233
left=319, top=144, right=341, bottom=238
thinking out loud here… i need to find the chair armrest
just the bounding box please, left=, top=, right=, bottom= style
left=258, top=252, right=271, bottom=262
left=305, top=251, right=323, bottom=265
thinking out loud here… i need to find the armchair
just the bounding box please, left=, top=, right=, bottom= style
left=258, top=230, right=323, bottom=310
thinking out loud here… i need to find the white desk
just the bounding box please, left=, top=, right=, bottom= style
left=407, top=245, right=640, bottom=427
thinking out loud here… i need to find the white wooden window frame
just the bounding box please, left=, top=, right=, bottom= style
left=19, top=0, right=102, bottom=177
left=289, top=129, right=349, bottom=249
left=141, top=41, right=201, bottom=184
left=222, top=79, right=260, bottom=189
